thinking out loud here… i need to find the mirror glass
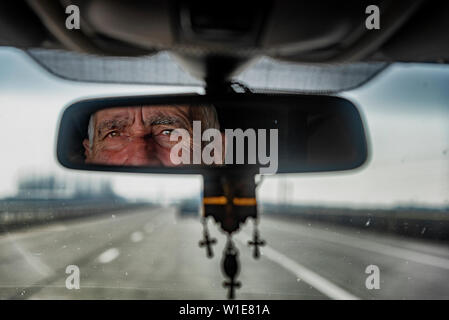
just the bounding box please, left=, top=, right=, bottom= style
left=83, top=105, right=214, bottom=167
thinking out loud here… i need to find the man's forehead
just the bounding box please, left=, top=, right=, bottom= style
left=94, top=107, right=130, bottom=124
left=94, top=105, right=190, bottom=124
left=142, top=105, right=190, bottom=117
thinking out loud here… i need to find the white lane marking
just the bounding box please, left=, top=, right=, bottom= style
left=97, top=248, right=120, bottom=264
left=130, top=231, right=144, bottom=243
left=235, top=234, right=359, bottom=300
left=11, top=240, right=54, bottom=277
left=267, top=220, right=449, bottom=270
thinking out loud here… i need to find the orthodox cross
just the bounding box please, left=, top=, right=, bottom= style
left=222, top=239, right=241, bottom=299
left=248, top=226, right=265, bottom=259
left=199, top=218, right=217, bottom=258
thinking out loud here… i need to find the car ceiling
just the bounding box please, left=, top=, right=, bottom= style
left=1, top=0, right=448, bottom=82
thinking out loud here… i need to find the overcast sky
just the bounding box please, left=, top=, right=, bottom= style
left=0, top=47, right=447, bottom=209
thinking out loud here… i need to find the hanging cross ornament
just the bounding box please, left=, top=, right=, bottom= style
left=199, top=218, right=217, bottom=258
left=201, top=174, right=260, bottom=299
left=222, top=238, right=241, bottom=299
left=248, top=223, right=265, bottom=259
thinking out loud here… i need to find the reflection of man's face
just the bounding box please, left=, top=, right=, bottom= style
left=83, top=106, right=192, bottom=166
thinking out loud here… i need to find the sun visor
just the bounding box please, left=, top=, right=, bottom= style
left=27, top=48, right=388, bottom=93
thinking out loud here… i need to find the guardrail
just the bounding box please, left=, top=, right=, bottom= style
left=0, top=199, right=154, bottom=232
left=260, top=204, right=449, bottom=241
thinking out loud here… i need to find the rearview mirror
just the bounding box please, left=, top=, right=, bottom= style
left=57, top=93, right=368, bottom=176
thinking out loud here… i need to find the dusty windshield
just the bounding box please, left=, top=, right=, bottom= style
left=0, top=47, right=448, bottom=300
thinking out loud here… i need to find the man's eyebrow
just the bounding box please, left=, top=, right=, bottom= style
left=97, top=119, right=129, bottom=136
left=145, top=115, right=189, bottom=128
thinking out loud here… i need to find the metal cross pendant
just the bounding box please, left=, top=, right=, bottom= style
left=248, top=228, right=265, bottom=259
left=199, top=225, right=217, bottom=258
left=223, top=278, right=241, bottom=300
left=222, top=239, right=241, bottom=299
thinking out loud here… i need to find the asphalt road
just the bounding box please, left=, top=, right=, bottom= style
left=1, top=206, right=449, bottom=300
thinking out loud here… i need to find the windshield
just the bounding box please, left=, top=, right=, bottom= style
left=0, top=47, right=448, bottom=300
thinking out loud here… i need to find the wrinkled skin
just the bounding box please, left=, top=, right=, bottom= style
left=83, top=106, right=192, bottom=166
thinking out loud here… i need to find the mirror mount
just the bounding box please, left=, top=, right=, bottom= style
left=171, top=52, right=254, bottom=87
left=205, top=78, right=251, bottom=96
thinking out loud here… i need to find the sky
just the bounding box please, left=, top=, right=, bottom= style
left=0, top=47, right=447, bottom=209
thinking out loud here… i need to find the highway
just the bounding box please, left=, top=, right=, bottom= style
left=1, top=206, right=449, bottom=300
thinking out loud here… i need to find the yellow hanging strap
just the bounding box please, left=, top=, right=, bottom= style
left=203, top=196, right=256, bottom=206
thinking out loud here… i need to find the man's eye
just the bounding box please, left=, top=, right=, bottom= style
left=160, top=129, right=173, bottom=136
left=107, top=131, right=120, bottom=138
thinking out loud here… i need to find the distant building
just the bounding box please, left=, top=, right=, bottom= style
left=13, top=173, right=118, bottom=200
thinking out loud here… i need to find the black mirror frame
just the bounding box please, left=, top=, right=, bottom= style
left=56, top=92, right=369, bottom=177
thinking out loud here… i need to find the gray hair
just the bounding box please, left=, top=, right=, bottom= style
left=190, top=104, right=220, bottom=131
left=87, top=114, right=95, bottom=149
